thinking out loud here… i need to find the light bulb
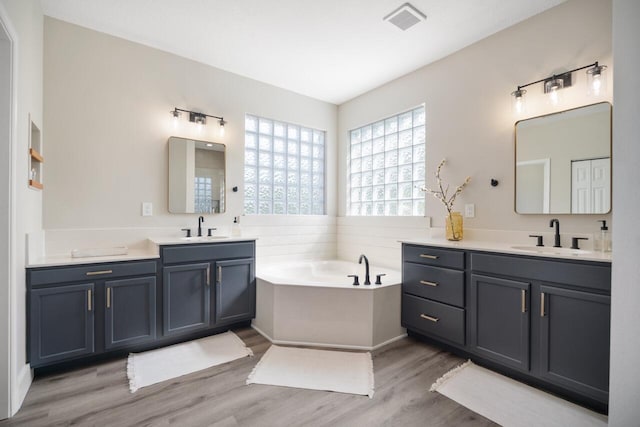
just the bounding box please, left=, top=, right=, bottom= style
left=219, top=119, right=226, bottom=137
left=549, top=87, right=560, bottom=105
left=592, top=75, right=602, bottom=96
left=587, top=64, right=607, bottom=97
left=511, top=89, right=526, bottom=114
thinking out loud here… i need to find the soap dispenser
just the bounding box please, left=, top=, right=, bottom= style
left=232, top=216, right=242, bottom=237
left=595, top=220, right=611, bottom=253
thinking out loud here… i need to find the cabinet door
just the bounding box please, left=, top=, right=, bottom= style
left=539, top=286, right=610, bottom=403
left=214, top=258, right=255, bottom=324
left=29, top=283, right=95, bottom=367
left=163, top=263, right=210, bottom=335
left=105, top=276, right=157, bottom=350
left=470, top=274, right=530, bottom=372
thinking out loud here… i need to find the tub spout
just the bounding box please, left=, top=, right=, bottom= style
left=358, top=254, right=371, bottom=285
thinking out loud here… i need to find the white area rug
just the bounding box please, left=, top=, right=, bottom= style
left=127, top=331, right=253, bottom=393
left=430, top=360, right=607, bottom=427
left=246, top=345, right=375, bottom=398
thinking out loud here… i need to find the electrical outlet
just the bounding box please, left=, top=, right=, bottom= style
left=464, top=203, right=475, bottom=218
left=142, top=202, right=153, bottom=216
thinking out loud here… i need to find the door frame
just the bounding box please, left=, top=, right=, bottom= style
left=0, top=2, right=17, bottom=419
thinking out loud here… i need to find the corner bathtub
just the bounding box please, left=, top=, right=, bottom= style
left=252, top=260, right=406, bottom=350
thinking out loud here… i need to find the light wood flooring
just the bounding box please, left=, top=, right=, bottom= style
left=0, top=328, right=496, bottom=427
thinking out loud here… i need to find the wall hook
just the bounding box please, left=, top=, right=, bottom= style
left=490, top=179, right=499, bottom=187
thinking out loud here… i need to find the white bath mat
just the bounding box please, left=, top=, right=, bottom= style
left=430, top=360, right=607, bottom=427
left=246, top=345, right=374, bottom=398
left=127, top=331, right=253, bottom=393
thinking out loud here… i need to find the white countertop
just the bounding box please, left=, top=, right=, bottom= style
left=148, top=236, right=257, bottom=246
left=26, top=249, right=160, bottom=268
left=401, top=237, right=612, bottom=263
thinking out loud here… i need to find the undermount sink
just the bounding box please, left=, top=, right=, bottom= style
left=180, top=236, right=229, bottom=242
left=510, top=245, right=593, bottom=255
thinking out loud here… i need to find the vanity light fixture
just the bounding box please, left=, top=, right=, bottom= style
left=511, top=61, right=607, bottom=112
left=170, top=107, right=226, bottom=136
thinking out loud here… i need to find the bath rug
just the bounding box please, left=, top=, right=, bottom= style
left=430, top=360, right=607, bottom=427
left=246, top=345, right=374, bottom=398
left=127, top=331, right=253, bottom=393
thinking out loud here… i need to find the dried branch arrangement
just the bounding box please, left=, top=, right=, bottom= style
left=420, top=158, right=471, bottom=217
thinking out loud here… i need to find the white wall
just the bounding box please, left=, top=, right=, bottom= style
left=609, top=0, right=640, bottom=424
left=43, top=18, right=337, bottom=261
left=337, top=0, right=612, bottom=265
left=0, top=0, right=43, bottom=417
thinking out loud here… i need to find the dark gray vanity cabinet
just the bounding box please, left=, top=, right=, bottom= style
left=401, top=243, right=612, bottom=410
left=104, top=276, right=157, bottom=350
left=29, top=283, right=95, bottom=367
left=469, top=274, right=531, bottom=372
left=27, top=260, right=157, bottom=368
left=160, top=241, right=256, bottom=337
left=215, top=258, right=255, bottom=324
left=401, top=244, right=466, bottom=346
left=163, top=263, right=211, bottom=335
left=539, top=285, right=610, bottom=403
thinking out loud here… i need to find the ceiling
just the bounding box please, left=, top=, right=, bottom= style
left=41, top=0, right=566, bottom=105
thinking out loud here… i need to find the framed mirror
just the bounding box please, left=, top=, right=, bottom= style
left=168, top=136, right=225, bottom=214
left=515, top=102, right=611, bottom=214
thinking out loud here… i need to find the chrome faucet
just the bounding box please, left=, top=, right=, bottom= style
left=549, top=218, right=561, bottom=247
left=359, top=254, right=371, bottom=285
left=198, top=216, right=205, bottom=237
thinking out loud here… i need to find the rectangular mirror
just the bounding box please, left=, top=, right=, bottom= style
left=168, top=136, right=225, bottom=214
left=515, top=102, right=611, bottom=214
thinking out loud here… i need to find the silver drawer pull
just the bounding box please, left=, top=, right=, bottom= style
left=420, top=280, right=439, bottom=287
left=86, top=270, right=113, bottom=276
left=87, top=289, right=92, bottom=311
left=420, top=313, right=439, bottom=322
left=419, top=254, right=439, bottom=260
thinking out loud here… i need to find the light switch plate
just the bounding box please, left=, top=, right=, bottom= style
left=464, top=203, right=475, bottom=218
left=142, top=202, right=153, bottom=216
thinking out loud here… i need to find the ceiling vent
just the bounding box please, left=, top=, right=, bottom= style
left=384, top=3, right=427, bottom=31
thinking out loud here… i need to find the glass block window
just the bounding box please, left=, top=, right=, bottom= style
left=194, top=176, right=212, bottom=214
left=244, top=114, right=325, bottom=215
left=348, top=106, right=425, bottom=216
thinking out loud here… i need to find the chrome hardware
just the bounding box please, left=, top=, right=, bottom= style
left=107, top=287, right=111, bottom=309
left=87, top=289, right=92, bottom=311
left=420, top=280, right=439, bottom=287
left=541, top=292, right=546, bottom=317
left=521, top=289, right=526, bottom=313
left=419, top=254, right=439, bottom=259
left=420, top=313, right=439, bottom=322
left=86, top=270, right=113, bottom=276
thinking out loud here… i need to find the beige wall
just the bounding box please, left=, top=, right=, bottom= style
left=337, top=0, right=612, bottom=264
left=43, top=17, right=338, bottom=262
left=0, top=0, right=43, bottom=417
left=610, top=0, right=640, bottom=424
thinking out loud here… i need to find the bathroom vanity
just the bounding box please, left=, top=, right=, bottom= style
left=401, top=241, right=611, bottom=412
left=26, top=238, right=256, bottom=369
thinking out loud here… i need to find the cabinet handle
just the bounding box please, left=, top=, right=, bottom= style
left=217, top=266, right=222, bottom=283
left=540, top=292, right=546, bottom=317
left=106, top=287, right=111, bottom=309
left=86, top=270, right=113, bottom=276
left=87, top=289, right=92, bottom=311
left=420, top=280, right=439, bottom=287
left=521, top=289, right=526, bottom=313
left=419, top=254, right=439, bottom=260
left=420, top=313, right=439, bottom=322
left=206, top=266, right=210, bottom=286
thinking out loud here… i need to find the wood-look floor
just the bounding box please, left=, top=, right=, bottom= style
left=0, top=328, right=497, bottom=427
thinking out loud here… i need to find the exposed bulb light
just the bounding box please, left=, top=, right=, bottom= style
left=545, top=78, right=564, bottom=106
left=511, top=88, right=526, bottom=114
left=219, top=118, right=226, bottom=137
left=170, top=109, right=181, bottom=129
left=586, top=63, right=607, bottom=97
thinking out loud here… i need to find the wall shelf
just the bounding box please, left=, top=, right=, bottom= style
left=29, top=180, right=43, bottom=190
left=30, top=148, right=44, bottom=163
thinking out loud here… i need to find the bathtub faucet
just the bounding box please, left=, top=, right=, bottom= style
left=359, top=254, right=371, bottom=285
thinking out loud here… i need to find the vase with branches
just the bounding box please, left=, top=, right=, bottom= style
left=421, top=159, right=471, bottom=240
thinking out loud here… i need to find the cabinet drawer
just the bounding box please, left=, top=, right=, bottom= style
left=403, top=263, right=464, bottom=307
left=403, top=244, right=464, bottom=270
left=162, top=241, right=255, bottom=264
left=29, top=261, right=157, bottom=287
left=402, top=294, right=465, bottom=345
